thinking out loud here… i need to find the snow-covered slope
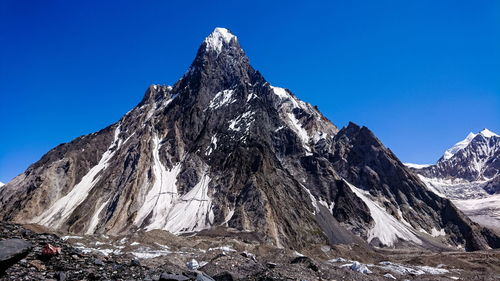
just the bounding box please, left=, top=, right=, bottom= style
left=0, top=182, right=4, bottom=187
left=407, top=129, right=500, bottom=233
left=454, top=194, right=500, bottom=234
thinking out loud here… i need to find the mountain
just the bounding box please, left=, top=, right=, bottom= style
left=0, top=182, right=4, bottom=187
left=407, top=129, right=500, bottom=233
left=0, top=28, right=498, bottom=251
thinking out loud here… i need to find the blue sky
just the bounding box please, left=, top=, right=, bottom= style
left=0, top=0, right=499, bottom=182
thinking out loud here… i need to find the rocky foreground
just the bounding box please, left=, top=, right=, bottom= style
left=0, top=222, right=499, bottom=280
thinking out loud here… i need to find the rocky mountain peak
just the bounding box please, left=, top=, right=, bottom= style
left=173, top=28, right=260, bottom=101
left=1, top=27, right=498, bottom=252
left=440, top=129, right=498, bottom=162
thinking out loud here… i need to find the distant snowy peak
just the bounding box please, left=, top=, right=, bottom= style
left=442, top=132, right=477, bottom=160
left=408, top=128, right=499, bottom=199
left=442, top=129, right=499, bottom=160
left=0, top=182, right=4, bottom=187
left=203, top=27, right=238, bottom=53
left=479, top=128, right=499, bottom=138
left=407, top=128, right=500, bottom=233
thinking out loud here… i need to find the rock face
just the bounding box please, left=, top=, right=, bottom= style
left=0, top=28, right=498, bottom=251
left=407, top=129, right=500, bottom=234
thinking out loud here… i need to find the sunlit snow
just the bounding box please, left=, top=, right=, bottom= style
left=345, top=181, right=422, bottom=246
left=33, top=125, right=123, bottom=228
left=403, top=163, right=431, bottom=169
left=134, top=135, right=214, bottom=234
left=209, top=90, right=235, bottom=109
left=204, top=27, right=237, bottom=53
left=86, top=197, right=111, bottom=234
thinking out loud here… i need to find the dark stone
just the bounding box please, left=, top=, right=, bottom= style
left=56, top=271, right=67, bottom=281
left=130, top=258, right=141, bottom=267
left=0, top=238, right=33, bottom=274
left=159, top=273, right=190, bottom=281
left=196, top=272, right=215, bottom=281
left=93, top=258, right=104, bottom=266
left=266, top=262, right=277, bottom=269
left=290, top=256, right=318, bottom=272
left=213, top=271, right=236, bottom=281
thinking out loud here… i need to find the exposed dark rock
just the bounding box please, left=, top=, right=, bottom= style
left=131, top=258, right=141, bottom=267
left=290, top=256, right=318, bottom=272
left=159, top=273, right=190, bottom=281
left=0, top=239, right=32, bottom=274
left=212, top=271, right=236, bottom=281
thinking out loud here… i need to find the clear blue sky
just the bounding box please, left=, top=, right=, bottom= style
left=1, top=0, right=499, bottom=183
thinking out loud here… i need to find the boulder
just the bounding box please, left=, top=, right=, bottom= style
left=159, top=273, right=190, bottom=281
left=0, top=239, right=32, bottom=273
left=186, top=258, right=199, bottom=270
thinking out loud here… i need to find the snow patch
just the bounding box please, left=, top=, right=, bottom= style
left=345, top=181, right=422, bottom=246
left=271, top=85, right=312, bottom=153
left=479, top=128, right=499, bottom=138
left=86, top=197, right=111, bottom=234
left=204, top=27, right=237, bottom=53
left=34, top=125, right=123, bottom=228
left=209, top=90, right=235, bottom=109
left=246, top=93, right=257, bottom=101
left=130, top=247, right=171, bottom=259
left=135, top=135, right=214, bottom=234
left=453, top=194, right=500, bottom=232
left=61, top=235, right=83, bottom=241
left=377, top=261, right=449, bottom=275
left=222, top=208, right=235, bottom=225
left=340, top=261, right=372, bottom=274
left=417, top=175, right=447, bottom=197
left=208, top=246, right=236, bottom=252
left=384, top=273, right=396, bottom=279
left=205, top=134, right=218, bottom=156
left=430, top=227, right=446, bottom=237
left=228, top=111, right=254, bottom=132
left=286, top=112, right=311, bottom=151
left=162, top=171, right=214, bottom=233
left=271, top=86, right=290, bottom=100
left=134, top=135, right=182, bottom=230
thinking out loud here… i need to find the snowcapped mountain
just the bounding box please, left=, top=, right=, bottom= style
left=0, top=28, right=497, bottom=251
left=0, top=182, right=4, bottom=187
left=407, top=129, right=500, bottom=233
